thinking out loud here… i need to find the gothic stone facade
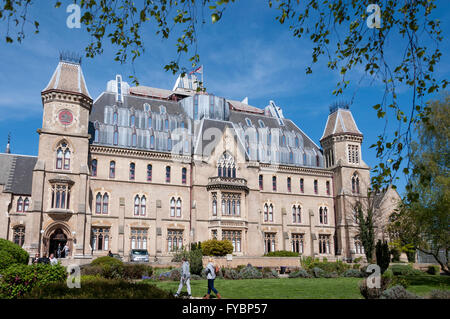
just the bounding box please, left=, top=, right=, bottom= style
left=0, top=58, right=401, bottom=263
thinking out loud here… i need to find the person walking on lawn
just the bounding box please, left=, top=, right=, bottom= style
left=203, top=258, right=221, bottom=299
left=174, top=257, right=191, bottom=298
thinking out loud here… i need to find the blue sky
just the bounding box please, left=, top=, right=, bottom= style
left=0, top=0, right=449, bottom=196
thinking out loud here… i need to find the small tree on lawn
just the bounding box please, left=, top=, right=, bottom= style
left=376, top=240, right=390, bottom=274
left=355, top=201, right=375, bottom=263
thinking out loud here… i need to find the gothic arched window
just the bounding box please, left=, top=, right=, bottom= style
left=109, top=161, right=116, bottom=178
left=176, top=198, right=182, bottom=217
left=91, top=159, right=97, bottom=177
left=141, top=196, right=146, bottom=216
left=17, top=197, right=23, bottom=212
left=147, top=164, right=152, bottom=182
left=170, top=198, right=176, bottom=217
left=134, top=195, right=140, bottom=216
left=56, top=141, right=70, bottom=170
left=129, top=163, right=135, bottom=180
left=23, top=198, right=29, bottom=212
left=217, top=152, right=236, bottom=178
left=182, top=167, right=187, bottom=184
left=13, top=226, right=25, bottom=247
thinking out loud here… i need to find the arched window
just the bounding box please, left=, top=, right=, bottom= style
left=300, top=178, right=304, bottom=193
left=316, top=154, right=320, bottom=167
left=176, top=198, right=182, bottom=217
left=287, top=177, right=292, bottom=192
left=267, top=131, right=272, bottom=146
left=182, top=167, right=187, bottom=184
left=319, top=207, right=323, bottom=224
left=264, top=204, right=268, bottom=222
left=141, top=196, right=146, bottom=216
left=134, top=195, right=140, bottom=216
left=91, top=159, right=97, bottom=177
left=56, top=148, right=63, bottom=169
left=218, top=165, right=222, bottom=177
left=132, top=132, right=137, bottom=147
left=245, top=135, right=250, bottom=154
left=170, top=198, right=176, bottom=217
left=56, top=142, right=71, bottom=170
left=109, top=161, right=116, bottom=178
left=222, top=199, right=226, bottom=215
left=245, top=118, right=252, bottom=126
left=113, top=126, right=119, bottom=145
left=236, top=200, right=241, bottom=216
left=94, top=128, right=99, bottom=143
left=129, top=163, right=135, bottom=180
left=13, top=226, right=25, bottom=247
left=314, top=180, right=318, bottom=194
left=326, top=181, right=330, bottom=195
left=272, top=176, right=277, bottom=191
left=217, top=152, right=236, bottom=178
left=148, top=115, right=152, bottom=129
left=259, top=175, right=263, bottom=190
left=324, top=207, right=328, bottom=224
left=150, top=134, right=155, bottom=149
left=130, top=114, right=135, bottom=127
left=281, top=135, right=286, bottom=146
left=269, top=204, right=274, bottom=222
left=166, top=166, right=171, bottom=183
left=102, top=193, right=109, bottom=214
left=23, top=198, right=29, bottom=212
left=167, top=137, right=172, bottom=151
left=147, top=164, right=152, bottom=182
left=95, top=193, right=102, bottom=214
left=296, top=206, right=301, bottom=223
left=212, top=193, right=217, bottom=216
left=292, top=206, right=296, bottom=223
left=289, top=151, right=294, bottom=164
left=64, top=149, right=71, bottom=170
left=17, top=197, right=23, bottom=212
left=164, top=119, right=169, bottom=132
left=352, top=173, right=360, bottom=194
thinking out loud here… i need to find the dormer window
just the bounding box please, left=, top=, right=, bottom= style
left=245, top=118, right=252, bottom=126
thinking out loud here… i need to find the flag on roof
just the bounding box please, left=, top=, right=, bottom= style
left=189, top=65, right=203, bottom=75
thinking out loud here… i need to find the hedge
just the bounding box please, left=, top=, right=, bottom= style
left=263, top=250, right=300, bottom=257
left=0, top=239, right=29, bottom=272
left=201, top=239, right=233, bottom=256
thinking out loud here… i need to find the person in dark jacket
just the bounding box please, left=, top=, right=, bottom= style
left=38, top=254, right=50, bottom=264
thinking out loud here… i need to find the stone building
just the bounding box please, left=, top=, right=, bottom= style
left=0, top=56, right=400, bottom=263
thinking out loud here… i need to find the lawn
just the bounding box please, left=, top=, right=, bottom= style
left=148, top=275, right=450, bottom=299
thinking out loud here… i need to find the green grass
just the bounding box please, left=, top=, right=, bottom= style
left=147, top=275, right=450, bottom=299
left=147, top=277, right=363, bottom=299
left=401, top=275, right=450, bottom=296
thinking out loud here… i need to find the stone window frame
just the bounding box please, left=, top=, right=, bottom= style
left=95, top=192, right=109, bottom=215
left=319, top=206, right=329, bottom=225
left=318, top=234, right=331, bottom=254
left=264, top=232, right=276, bottom=253
left=222, top=230, right=242, bottom=252
left=130, top=228, right=148, bottom=250
left=91, top=227, right=111, bottom=251
left=291, top=233, right=304, bottom=253
left=167, top=229, right=183, bottom=252
left=292, top=205, right=302, bottom=224
left=13, top=225, right=25, bottom=247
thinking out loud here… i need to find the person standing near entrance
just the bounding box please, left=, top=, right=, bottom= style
left=63, top=243, right=70, bottom=258
left=174, top=257, right=191, bottom=298
left=49, top=253, right=58, bottom=265
left=57, top=243, right=62, bottom=258
left=203, top=258, right=221, bottom=299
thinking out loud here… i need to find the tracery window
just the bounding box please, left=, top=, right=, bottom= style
left=167, top=229, right=183, bottom=252
left=221, top=193, right=241, bottom=216
left=56, top=142, right=71, bottom=170
left=95, top=192, right=109, bottom=214
left=222, top=230, right=242, bottom=252
left=292, top=233, right=304, bottom=253
left=131, top=228, right=148, bottom=250
left=319, top=207, right=328, bottom=224
left=264, top=233, right=276, bottom=253
left=319, top=235, right=331, bottom=254
left=212, top=193, right=217, bottom=216
left=352, top=173, right=360, bottom=194
left=217, top=152, right=236, bottom=178
left=13, top=226, right=25, bottom=247
left=292, top=205, right=301, bottom=223
left=109, top=161, right=116, bottom=178
left=51, top=184, right=71, bottom=210
left=91, top=227, right=110, bottom=251
left=354, top=236, right=364, bottom=254
left=17, top=197, right=24, bottom=212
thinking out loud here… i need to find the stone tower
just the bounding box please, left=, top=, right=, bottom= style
left=30, top=54, right=93, bottom=258
left=320, top=103, right=370, bottom=261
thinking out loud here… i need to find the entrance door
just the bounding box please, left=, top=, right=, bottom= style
left=49, top=228, right=67, bottom=258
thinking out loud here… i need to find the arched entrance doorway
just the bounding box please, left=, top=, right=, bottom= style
left=42, top=223, right=73, bottom=258
left=49, top=228, right=67, bottom=258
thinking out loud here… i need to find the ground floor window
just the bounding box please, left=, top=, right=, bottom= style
left=292, top=233, right=304, bottom=254
left=222, top=230, right=242, bottom=252
left=131, top=228, right=148, bottom=250
left=264, top=232, right=276, bottom=253
left=167, top=229, right=183, bottom=252
left=319, top=234, right=331, bottom=254
left=354, top=236, right=364, bottom=254
left=91, top=227, right=110, bottom=251
left=13, top=226, right=25, bottom=247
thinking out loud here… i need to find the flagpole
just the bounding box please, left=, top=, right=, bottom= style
left=202, top=65, right=204, bottom=91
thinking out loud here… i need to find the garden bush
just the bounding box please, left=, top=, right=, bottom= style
left=0, top=239, right=29, bottom=272
left=201, top=239, right=233, bottom=256
left=390, top=264, right=422, bottom=276
left=80, top=265, right=103, bottom=277
left=171, top=249, right=189, bottom=262
left=262, top=268, right=279, bottom=279
left=343, top=269, right=363, bottom=278
left=428, top=290, right=450, bottom=299
left=288, top=269, right=311, bottom=278
left=324, top=272, right=339, bottom=278
left=264, top=250, right=299, bottom=257
left=0, top=263, right=66, bottom=299
left=23, top=278, right=174, bottom=299
left=312, top=267, right=326, bottom=278
left=300, top=256, right=350, bottom=275
left=190, top=274, right=202, bottom=280
left=238, top=266, right=263, bottom=279
left=426, top=265, right=440, bottom=275
left=91, top=256, right=123, bottom=267
left=169, top=268, right=181, bottom=281
left=222, top=268, right=240, bottom=280
left=122, top=264, right=153, bottom=279
left=389, top=276, right=410, bottom=288
left=189, top=248, right=203, bottom=275
left=380, top=285, right=420, bottom=299
left=352, top=263, right=361, bottom=270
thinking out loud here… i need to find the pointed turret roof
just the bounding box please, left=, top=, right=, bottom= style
left=43, top=54, right=91, bottom=98
left=320, top=104, right=362, bottom=141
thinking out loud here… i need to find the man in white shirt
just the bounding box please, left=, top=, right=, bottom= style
left=49, top=253, right=58, bottom=266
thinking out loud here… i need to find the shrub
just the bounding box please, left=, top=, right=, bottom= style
left=122, top=264, right=153, bottom=280
left=264, top=250, right=299, bottom=257
left=389, top=276, right=410, bottom=288
left=0, top=239, right=29, bottom=271
left=80, top=265, right=103, bottom=277
left=324, top=272, right=339, bottom=278
left=201, top=239, right=233, bottom=256
left=189, top=249, right=203, bottom=275
left=262, top=268, right=279, bottom=279
left=312, top=267, right=326, bottom=278
left=382, top=269, right=394, bottom=280
left=352, top=263, right=361, bottom=270
left=23, top=279, right=174, bottom=299
left=288, top=269, right=312, bottom=278
left=359, top=276, right=391, bottom=299
left=343, top=269, right=363, bottom=278
left=426, top=265, right=440, bottom=275
left=428, top=290, right=450, bottom=299
left=300, top=257, right=350, bottom=275
left=0, top=263, right=66, bottom=299
left=390, top=264, right=422, bottom=276
left=353, top=257, right=363, bottom=263
left=190, top=274, right=202, bottom=280
left=91, top=256, right=123, bottom=267
left=376, top=240, right=390, bottom=274
left=238, top=266, right=263, bottom=279
left=171, top=249, right=189, bottom=262
left=390, top=247, right=401, bottom=262
left=380, top=285, right=420, bottom=299
left=222, top=268, right=240, bottom=280
left=169, top=268, right=181, bottom=281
